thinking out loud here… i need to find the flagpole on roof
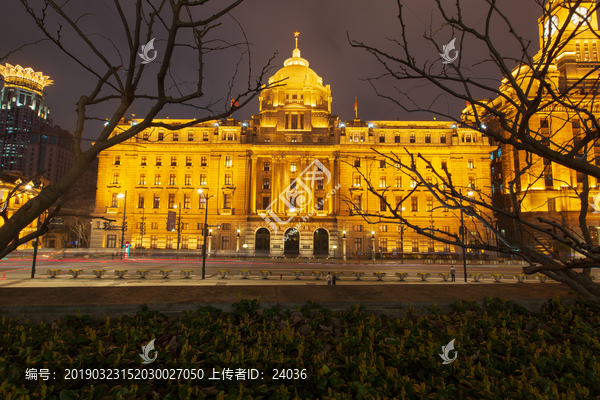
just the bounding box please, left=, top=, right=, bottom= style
left=354, top=97, right=357, bottom=119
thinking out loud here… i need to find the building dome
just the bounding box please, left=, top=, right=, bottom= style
left=269, top=37, right=324, bottom=88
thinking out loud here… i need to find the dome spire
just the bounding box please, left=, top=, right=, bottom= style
left=293, top=31, right=300, bottom=58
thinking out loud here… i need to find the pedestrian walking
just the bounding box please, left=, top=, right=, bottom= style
left=332, top=274, right=337, bottom=285
left=326, top=272, right=332, bottom=285
left=450, top=266, right=456, bottom=282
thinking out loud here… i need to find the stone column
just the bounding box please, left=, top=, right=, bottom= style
left=327, top=157, right=335, bottom=214
left=273, top=157, right=280, bottom=213
left=343, top=231, right=347, bottom=260
left=208, top=234, right=212, bottom=258
left=250, top=156, right=257, bottom=214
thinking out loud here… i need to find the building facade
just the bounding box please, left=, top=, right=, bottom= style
left=91, top=39, right=492, bottom=258
left=475, top=0, right=600, bottom=253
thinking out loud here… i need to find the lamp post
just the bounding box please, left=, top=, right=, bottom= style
left=236, top=229, right=241, bottom=256
left=332, top=245, right=337, bottom=261
left=117, top=191, right=127, bottom=259
left=460, top=190, right=474, bottom=283
left=208, top=229, right=213, bottom=258
left=371, top=230, right=375, bottom=262
left=198, top=188, right=214, bottom=279
left=342, top=230, right=347, bottom=260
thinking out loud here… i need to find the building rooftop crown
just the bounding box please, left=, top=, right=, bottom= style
left=0, top=63, right=53, bottom=95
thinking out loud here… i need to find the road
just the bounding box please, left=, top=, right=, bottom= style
left=2, top=253, right=594, bottom=287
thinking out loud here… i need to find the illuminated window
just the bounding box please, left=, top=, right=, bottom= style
left=199, top=196, right=206, bottom=209
left=263, top=178, right=270, bottom=189
left=394, top=177, right=402, bottom=188
left=225, top=156, right=232, bottom=167
left=354, top=238, right=362, bottom=252
left=221, top=236, right=230, bottom=250
left=112, top=173, right=120, bottom=184
left=264, top=161, right=270, bottom=171
left=425, top=133, right=431, bottom=143
left=291, top=162, right=297, bottom=172
left=140, top=156, right=147, bottom=166
left=139, top=174, right=146, bottom=185
left=426, top=197, right=433, bottom=212
left=153, top=194, right=160, bottom=208
left=138, top=194, right=145, bottom=208
left=379, top=134, right=385, bottom=143
left=411, top=196, right=418, bottom=212
left=379, top=160, right=386, bottom=168
left=379, top=238, right=388, bottom=252
left=188, top=132, right=194, bottom=141
left=185, top=174, right=192, bottom=185
left=317, top=180, right=324, bottom=190
left=169, top=174, right=176, bottom=185
left=111, top=193, right=118, bottom=207
left=354, top=195, right=362, bottom=211
left=201, top=157, right=208, bottom=166
left=173, top=132, right=179, bottom=141
left=440, top=134, right=447, bottom=144
left=467, top=159, right=474, bottom=169
left=412, top=239, right=419, bottom=253
left=410, top=133, right=415, bottom=143
left=158, top=131, right=164, bottom=141
left=379, top=176, right=387, bottom=188
left=184, top=194, right=191, bottom=209
left=151, top=222, right=158, bottom=229
left=200, top=174, right=207, bottom=185
left=186, top=156, right=192, bottom=166
left=223, top=194, right=231, bottom=209
left=114, top=155, right=121, bottom=165
left=143, top=132, right=149, bottom=141
left=225, top=174, right=232, bottom=185
left=353, top=225, right=363, bottom=232
left=353, top=175, right=361, bottom=187
left=171, top=156, right=177, bottom=166
left=203, top=131, right=209, bottom=141
left=379, top=225, right=388, bottom=232
left=154, top=174, right=161, bottom=185
left=168, top=194, right=176, bottom=209
left=155, top=156, right=162, bottom=166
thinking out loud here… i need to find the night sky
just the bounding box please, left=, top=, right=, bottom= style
left=0, top=0, right=542, bottom=145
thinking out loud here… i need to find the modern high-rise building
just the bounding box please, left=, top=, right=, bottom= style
left=90, top=37, right=492, bottom=258
left=0, top=64, right=53, bottom=172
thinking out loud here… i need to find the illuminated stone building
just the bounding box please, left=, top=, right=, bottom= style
left=474, top=0, right=600, bottom=252
left=90, top=36, right=492, bottom=258
left=0, top=172, right=48, bottom=249
left=0, top=64, right=53, bottom=172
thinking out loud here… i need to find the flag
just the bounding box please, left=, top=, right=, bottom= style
left=231, top=97, right=239, bottom=108
left=354, top=98, right=357, bottom=112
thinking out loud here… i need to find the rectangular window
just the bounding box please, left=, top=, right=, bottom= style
left=394, top=177, right=402, bottom=188
left=185, top=174, right=192, bottom=185
left=201, top=156, right=208, bottom=166
left=203, top=131, right=209, bottom=141
left=139, top=174, right=146, bottom=185
left=199, top=196, right=206, bottom=209
left=263, top=178, right=270, bottom=189
left=154, top=174, right=161, bottom=185
left=412, top=239, right=419, bottom=253
left=225, top=156, right=232, bottom=167
left=379, top=238, right=388, bottom=252
left=291, top=162, right=297, bottom=172
left=111, top=193, right=118, bottom=208
left=315, top=198, right=324, bottom=210
left=158, top=131, right=164, bottom=141
left=285, top=114, right=289, bottom=129
left=114, top=155, right=121, bottom=165
left=143, top=133, right=149, bottom=141
left=440, top=134, right=447, bottom=144
left=395, top=135, right=400, bottom=143
left=379, top=225, right=388, bottom=232
left=181, top=236, right=188, bottom=249
left=141, top=156, right=147, bottom=166
left=222, top=236, right=230, bottom=250
left=425, top=133, right=431, bottom=143
left=380, top=198, right=387, bottom=212
left=426, top=196, right=433, bottom=212
left=548, top=198, right=556, bottom=212
left=200, top=174, right=207, bottom=186
left=379, top=134, right=385, bottom=143
left=156, top=156, right=162, bottom=166
left=379, top=176, right=387, bottom=188
left=153, top=194, right=160, bottom=208
left=112, top=173, right=120, bottom=184
left=138, top=194, right=145, bottom=208
left=291, top=114, right=298, bottom=129
left=151, top=222, right=158, bottom=229
left=166, top=237, right=173, bottom=249
left=353, top=225, right=363, bottom=232
left=467, top=159, right=474, bottom=169
left=264, top=161, right=270, bottom=171
left=151, top=235, right=157, bottom=249
left=428, top=239, right=434, bottom=253
left=173, top=132, right=179, bottom=141
left=379, top=160, right=386, bottom=168
left=171, top=156, right=177, bottom=166
left=186, top=156, right=192, bottom=166
left=411, top=196, right=418, bottom=212
left=410, top=133, right=415, bottom=143
left=169, top=174, right=176, bottom=186
left=354, top=238, right=362, bottom=253
left=317, top=180, right=324, bottom=190
left=353, top=175, right=361, bottom=187
left=441, top=160, right=447, bottom=170
left=354, top=159, right=361, bottom=168
left=188, top=132, right=194, bottom=141
left=168, top=194, right=175, bottom=209
left=225, top=174, right=232, bottom=185
left=354, top=195, right=362, bottom=211
left=262, top=196, right=270, bottom=210
left=468, top=176, right=476, bottom=189
left=223, top=194, right=231, bottom=209
left=184, top=194, right=191, bottom=209
left=107, top=235, right=117, bottom=248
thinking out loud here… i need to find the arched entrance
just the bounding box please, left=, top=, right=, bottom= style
left=314, top=228, right=329, bottom=256
left=255, top=228, right=270, bottom=254
left=284, top=228, right=300, bottom=256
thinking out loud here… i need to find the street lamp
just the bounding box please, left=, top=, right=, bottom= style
left=236, top=229, right=241, bottom=256
left=117, top=191, right=127, bottom=259
left=371, top=230, right=375, bottom=262
left=332, top=245, right=337, bottom=260
left=460, top=190, right=474, bottom=283
left=198, top=188, right=215, bottom=279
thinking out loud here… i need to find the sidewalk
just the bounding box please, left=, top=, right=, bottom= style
left=0, top=281, right=576, bottom=323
